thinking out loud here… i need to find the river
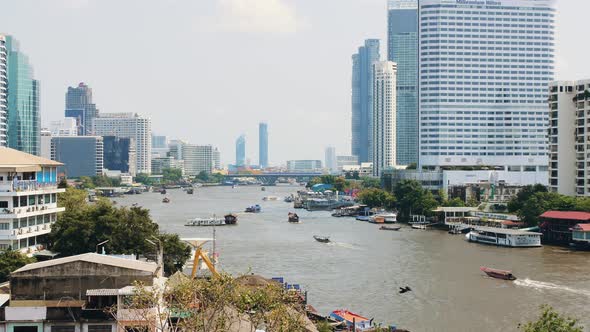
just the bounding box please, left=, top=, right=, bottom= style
left=114, top=185, right=590, bottom=331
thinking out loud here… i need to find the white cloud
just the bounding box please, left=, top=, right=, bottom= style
left=206, top=0, right=308, bottom=34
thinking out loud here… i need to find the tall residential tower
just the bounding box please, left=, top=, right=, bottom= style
left=259, top=122, right=268, bottom=168
left=352, top=39, right=380, bottom=163
left=372, top=61, right=397, bottom=177
left=388, top=0, right=418, bottom=166
left=5, top=35, right=40, bottom=155
left=418, top=0, right=555, bottom=177
left=236, top=134, right=246, bottom=167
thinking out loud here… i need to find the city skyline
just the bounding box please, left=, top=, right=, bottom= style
left=2, top=0, right=588, bottom=165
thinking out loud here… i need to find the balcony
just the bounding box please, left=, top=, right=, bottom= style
left=0, top=205, right=65, bottom=219
left=0, top=180, right=61, bottom=194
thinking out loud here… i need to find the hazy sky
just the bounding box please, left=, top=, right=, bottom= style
left=1, top=0, right=587, bottom=165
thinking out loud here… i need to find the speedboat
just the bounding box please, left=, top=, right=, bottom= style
left=380, top=225, right=401, bottom=231
left=162, top=197, right=170, bottom=203
left=480, top=266, right=516, bottom=280
left=262, top=196, right=279, bottom=201
left=313, top=236, right=330, bottom=243
left=288, top=212, right=300, bottom=223
left=245, top=205, right=261, bottom=213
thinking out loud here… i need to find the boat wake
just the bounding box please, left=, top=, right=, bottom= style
left=515, top=278, right=590, bottom=297
left=327, top=242, right=360, bottom=250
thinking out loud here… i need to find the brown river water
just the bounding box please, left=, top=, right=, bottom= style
left=114, top=185, right=590, bottom=331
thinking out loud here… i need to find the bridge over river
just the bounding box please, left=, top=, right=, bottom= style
left=223, top=173, right=322, bottom=185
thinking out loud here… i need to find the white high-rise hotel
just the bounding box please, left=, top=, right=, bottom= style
left=0, top=35, right=7, bottom=147
left=373, top=61, right=398, bottom=177
left=418, top=0, right=555, bottom=177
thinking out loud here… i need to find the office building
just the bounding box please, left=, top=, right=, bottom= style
left=39, top=129, right=51, bottom=159
left=388, top=0, right=418, bottom=166
left=372, top=61, right=397, bottom=177
left=352, top=39, right=380, bottom=163
left=51, top=136, right=104, bottom=177
left=49, top=118, right=78, bottom=137
left=213, top=148, right=221, bottom=170
left=259, top=122, right=269, bottom=168
left=236, top=134, right=246, bottom=167
left=0, top=36, right=7, bottom=147
left=5, top=34, right=40, bottom=155
left=0, top=147, right=65, bottom=253
left=325, top=147, right=337, bottom=173
left=182, top=144, right=218, bottom=176
left=65, top=82, right=99, bottom=135
left=418, top=0, right=555, bottom=177
left=152, top=135, right=167, bottom=149
left=103, top=136, right=136, bottom=176
left=548, top=80, right=590, bottom=196
left=286, top=160, right=322, bottom=172
left=151, top=157, right=185, bottom=175
left=92, top=113, right=152, bottom=174
left=337, top=155, right=360, bottom=171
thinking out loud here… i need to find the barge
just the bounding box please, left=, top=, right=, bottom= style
left=466, top=226, right=542, bottom=247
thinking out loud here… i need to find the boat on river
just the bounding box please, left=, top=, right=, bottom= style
left=329, top=310, right=373, bottom=331
left=380, top=225, right=401, bottom=231
left=245, top=205, right=261, bottom=213
left=185, top=214, right=237, bottom=227
left=162, top=197, right=170, bottom=203
left=313, top=235, right=330, bottom=243
left=288, top=212, right=300, bottom=223
left=411, top=223, right=427, bottom=230
left=160, top=189, right=167, bottom=195
left=371, top=212, right=397, bottom=224
left=480, top=266, right=517, bottom=280
left=465, top=227, right=542, bottom=247
left=263, top=196, right=280, bottom=201
left=186, top=188, right=194, bottom=195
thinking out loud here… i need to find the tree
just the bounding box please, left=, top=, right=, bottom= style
left=360, top=177, right=381, bottom=189
left=357, top=188, right=396, bottom=209
left=519, top=305, right=583, bottom=332
left=442, top=197, right=466, bottom=207
left=134, top=173, right=154, bottom=186
left=79, top=176, right=96, bottom=189
left=508, top=184, right=548, bottom=213
left=393, top=180, right=438, bottom=221
left=162, top=168, right=183, bottom=183
left=50, top=190, right=190, bottom=276
left=0, top=250, right=36, bottom=282
left=196, top=171, right=210, bottom=182
left=57, top=178, right=69, bottom=189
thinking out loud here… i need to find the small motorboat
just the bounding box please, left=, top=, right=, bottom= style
left=162, top=197, right=170, bottom=203
left=288, top=212, right=300, bottom=223
left=224, top=213, right=238, bottom=225
left=261, top=186, right=266, bottom=191
left=284, top=196, right=294, bottom=203
left=160, top=189, right=167, bottom=195
left=262, top=196, right=280, bottom=201
left=186, top=188, right=194, bottom=195
left=480, top=266, right=516, bottom=281
left=245, top=205, right=261, bottom=213
left=399, top=286, right=412, bottom=294
left=411, top=222, right=428, bottom=230
left=313, top=235, right=330, bottom=243
left=380, top=225, right=401, bottom=231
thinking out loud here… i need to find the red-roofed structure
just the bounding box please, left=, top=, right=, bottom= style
left=539, top=211, right=590, bottom=245
left=571, top=224, right=590, bottom=247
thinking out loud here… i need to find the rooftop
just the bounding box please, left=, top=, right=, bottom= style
left=0, top=147, right=62, bottom=171
left=572, top=224, right=590, bottom=232
left=540, top=211, right=590, bottom=221
left=12, top=252, right=158, bottom=274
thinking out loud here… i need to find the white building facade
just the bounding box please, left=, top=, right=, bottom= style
left=0, top=35, right=7, bottom=147
left=286, top=160, right=322, bottom=172
left=325, top=147, right=337, bottom=173
left=548, top=80, right=590, bottom=196
left=0, top=147, right=65, bottom=254
left=182, top=144, right=218, bottom=176
left=39, top=129, right=51, bottom=159
left=372, top=61, right=397, bottom=177
left=49, top=118, right=78, bottom=137
left=418, top=0, right=555, bottom=177
left=92, top=113, right=152, bottom=174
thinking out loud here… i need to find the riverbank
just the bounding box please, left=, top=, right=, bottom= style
left=113, top=185, right=590, bottom=331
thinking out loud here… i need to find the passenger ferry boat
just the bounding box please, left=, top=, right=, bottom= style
left=185, top=214, right=238, bottom=227
left=465, top=226, right=542, bottom=247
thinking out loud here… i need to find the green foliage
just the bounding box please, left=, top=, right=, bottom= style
left=134, top=173, right=154, bottom=186
left=519, top=305, right=583, bottom=332
left=50, top=190, right=190, bottom=276
left=357, top=188, right=396, bottom=209
left=57, top=178, right=69, bottom=189
left=195, top=171, right=224, bottom=184
left=344, top=171, right=360, bottom=180
left=393, top=180, right=438, bottom=221
left=442, top=197, right=466, bottom=207
left=508, top=184, right=548, bottom=213
left=121, top=273, right=309, bottom=331
left=78, top=176, right=121, bottom=189
left=360, top=177, right=381, bottom=189
left=0, top=250, right=36, bottom=282
left=406, top=163, right=418, bottom=170
left=79, top=176, right=95, bottom=189
left=307, top=175, right=351, bottom=192
left=162, top=168, right=183, bottom=183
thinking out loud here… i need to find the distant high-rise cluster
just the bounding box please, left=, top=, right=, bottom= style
left=235, top=134, right=246, bottom=167
left=65, top=82, right=98, bottom=136
left=259, top=122, right=269, bottom=169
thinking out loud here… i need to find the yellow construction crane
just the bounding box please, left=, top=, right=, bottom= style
left=182, top=238, right=220, bottom=278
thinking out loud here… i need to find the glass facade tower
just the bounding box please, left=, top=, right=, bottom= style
left=236, top=134, right=246, bottom=167
left=5, top=35, right=39, bottom=155
left=0, top=36, right=7, bottom=147
left=259, top=122, right=268, bottom=168
left=352, top=39, right=380, bottom=163
left=418, top=0, right=555, bottom=171
left=65, top=82, right=98, bottom=135
left=388, top=0, right=418, bottom=166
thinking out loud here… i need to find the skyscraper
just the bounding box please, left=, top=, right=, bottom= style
left=259, top=122, right=268, bottom=168
left=52, top=136, right=104, bottom=177
left=182, top=144, right=218, bottom=176
left=352, top=39, right=380, bottom=163
left=388, top=0, right=418, bottom=166
left=236, top=134, right=246, bottom=167
left=0, top=36, right=7, bottom=147
left=65, top=82, right=99, bottom=135
left=418, top=0, right=555, bottom=174
left=372, top=61, right=397, bottom=177
left=92, top=113, right=152, bottom=174
left=5, top=35, right=39, bottom=155
left=325, top=147, right=337, bottom=173
left=103, top=136, right=136, bottom=176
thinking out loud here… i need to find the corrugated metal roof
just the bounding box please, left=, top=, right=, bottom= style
left=540, top=211, right=590, bottom=221
left=12, top=253, right=158, bottom=274
left=573, top=224, right=590, bottom=231
left=86, top=289, right=119, bottom=296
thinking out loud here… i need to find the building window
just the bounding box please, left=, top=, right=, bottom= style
left=88, top=325, right=113, bottom=332
left=51, top=326, right=75, bottom=332
left=0, top=201, right=7, bottom=208
left=14, top=327, right=39, bottom=332
left=0, top=223, right=8, bottom=230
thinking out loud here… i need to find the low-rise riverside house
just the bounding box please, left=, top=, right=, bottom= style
left=539, top=211, right=590, bottom=245
left=571, top=223, right=590, bottom=246
left=1, top=253, right=162, bottom=332
left=0, top=147, right=64, bottom=254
